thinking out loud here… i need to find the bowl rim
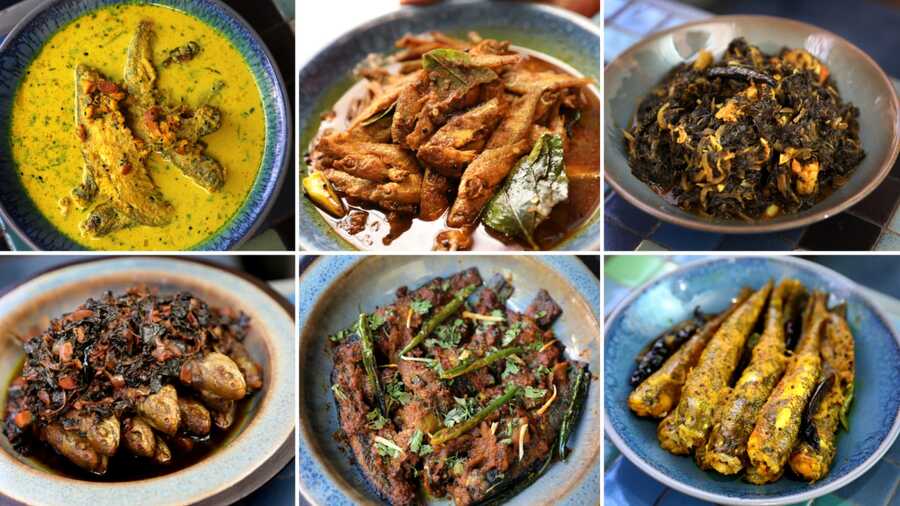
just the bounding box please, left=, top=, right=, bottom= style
left=603, top=14, right=900, bottom=235
left=296, top=254, right=602, bottom=505
left=0, top=0, right=292, bottom=251
left=602, top=255, right=900, bottom=505
left=0, top=256, right=296, bottom=505
left=296, top=0, right=602, bottom=251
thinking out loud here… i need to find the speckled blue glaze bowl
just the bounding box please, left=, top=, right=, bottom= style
left=0, top=257, right=295, bottom=505
left=299, top=255, right=601, bottom=505
left=0, top=0, right=291, bottom=250
left=604, top=256, right=900, bottom=505
left=298, top=1, right=601, bottom=251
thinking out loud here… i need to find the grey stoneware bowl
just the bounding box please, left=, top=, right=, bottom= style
left=298, top=255, right=601, bottom=505
left=0, top=257, right=295, bottom=506
left=604, top=15, right=900, bottom=234
left=298, top=1, right=601, bottom=251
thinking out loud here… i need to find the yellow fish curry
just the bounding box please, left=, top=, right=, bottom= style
left=9, top=4, right=265, bottom=250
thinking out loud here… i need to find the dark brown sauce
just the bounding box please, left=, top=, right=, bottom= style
left=308, top=49, right=600, bottom=250
left=3, top=360, right=258, bottom=482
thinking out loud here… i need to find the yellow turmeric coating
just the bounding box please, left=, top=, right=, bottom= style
left=701, top=279, right=804, bottom=475
left=657, top=281, right=772, bottom=455
left=789, top=312, right=855, bottom=481
left=629, top=289, right=752, bottom=418
left=746, top=292, right=827, bottom=484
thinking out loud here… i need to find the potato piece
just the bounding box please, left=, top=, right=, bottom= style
left=178, top=397, right=212, bottom=436
left=88, top=415, right=121, bottom=456
left=181, top=352, right=247, bottom=400
left=229, top=341, right=263, bottom=391
left=43, top=423, right=106, bottom=474
left=123, top=417, right=156, bottom=458
left=138, top=384, right=181, bottom=435
left=153, top=435, right=172, bottom=464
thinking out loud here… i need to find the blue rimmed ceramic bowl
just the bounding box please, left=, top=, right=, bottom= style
left=298, top=1, right=601, bottom=251
left=0, top=0, right=291, bottom=251
left=0, top=257, right=296, bottom=505
left=604, top=256, right=900, bottom=505
left=298, top=255, right=601, bottom=505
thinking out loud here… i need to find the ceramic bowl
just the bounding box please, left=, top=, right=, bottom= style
left=604, top=256, right=900, bottom=505
left=298, top=2, right=601, bottom=251
left=0, top=0, right=291, bottom=250
left=0, top=257, right=295, bottom=505
left=604, top=16, right=900, bottom=234
left=298, top=255, right=601, bottom=505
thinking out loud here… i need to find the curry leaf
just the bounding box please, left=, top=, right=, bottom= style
left=422, top=48, right=497, bottom=97
left=483, top=133, right=569, bottom=249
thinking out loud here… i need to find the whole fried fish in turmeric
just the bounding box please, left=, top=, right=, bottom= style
left=657, top=281, right=772, bottom=455
left=700, top=279, right=804, bottom=475
left=789, top=310, right=855, bottom=482
left=746, top=292, right=827, bottom=484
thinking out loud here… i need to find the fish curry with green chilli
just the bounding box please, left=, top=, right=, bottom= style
left=304, top=32, right=600, bottom=251
left=328, top=267, right=590, bottom=505
left=9, top=4, right=265, bottom=250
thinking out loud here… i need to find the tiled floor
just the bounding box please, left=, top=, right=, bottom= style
left=604, top=0, right=900, bottom=251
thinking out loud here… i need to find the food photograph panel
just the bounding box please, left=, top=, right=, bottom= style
left=604, top=0, right=900, bottom=251
left=0, top=0, right=295, bottom=251
left=0, top=255, right=296, bottom=505
left=298, top=254, right=601, bottom=505
left=298, top=0, right=602, bottom=251
left=604, top=255, right=900, bottom=505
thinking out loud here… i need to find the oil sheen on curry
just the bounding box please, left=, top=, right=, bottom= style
left=9, top=4, right=265, bottom=250
left=303, top=32, right=600, bottom=251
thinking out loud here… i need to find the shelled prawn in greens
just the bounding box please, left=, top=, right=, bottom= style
left=10, top=4, right=265, bottom=250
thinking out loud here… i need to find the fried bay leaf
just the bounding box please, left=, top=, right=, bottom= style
left=422, top=48, right=497, bottom=98
left=483, top=133, right=568, bottom=249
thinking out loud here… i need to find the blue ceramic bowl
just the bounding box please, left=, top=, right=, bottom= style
left=0, top=0, right=291, bottom=250
left=298, top=2, right=601, bottom=251
left=604, top=256, right=900, bottom=505
left=298, top=255, right=601, bottom=505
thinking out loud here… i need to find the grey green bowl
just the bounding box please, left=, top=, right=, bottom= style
left=604, top=15, right=900, bottom=234
left=0, top=257, right=295, bottom=505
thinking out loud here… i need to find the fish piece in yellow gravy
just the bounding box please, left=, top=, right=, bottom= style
left=10, top=4, right=265, bottom=250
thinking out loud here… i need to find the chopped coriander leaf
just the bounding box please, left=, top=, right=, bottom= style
left=418, top=444, right=434, bottom=456
left=374, top=436, right=404, bottom=458
left=523, top=386, right=547, bottom=399
left=366, top=409, right=389, bottom=429
left=368, top=312, right=386, bottom=331
left=410, top=299, right=432, bottom=315
left=502, top=321, right=527, bottom=346
left=501, top=357, right=520, bottom=379
left=331, top=384, right=348, bottom=401
left=535, top=365, right=552, bottom=378
left=426, top=318, right=466, bottom=349
left=535, top=310, right=547, bottom=319
left=386, top=380, right=412, bottom=407
left=441, top=280, right=451, bottom=292
left=328, top=327, right=353, bottom=342
left=446, top=455, right=466, bottom=475
left=409, top=429, right=433, bottom=456
left=444, top=396, right=478, bottom=428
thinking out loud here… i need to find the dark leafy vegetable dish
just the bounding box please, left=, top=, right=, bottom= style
left=625, top=38, right=865, bottom=220
left=328, top=268, right=590, bottom=505
left=627, top=279, right=855, bottom=484
left=304, top=32, right=600, bottom=250
left=2, top=287, right=263, bottom=479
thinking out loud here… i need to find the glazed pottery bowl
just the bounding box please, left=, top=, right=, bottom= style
left=0, top=257, right=295, bottom=505
left=298, top=255, right=601, bottom=505
left=604, top=16, right=900, bottom=234
left=0, top=0, right=291, bottom=250
left=298, top=2, right=601, bottom=251
left=604, top=256, right=900, bottom=505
